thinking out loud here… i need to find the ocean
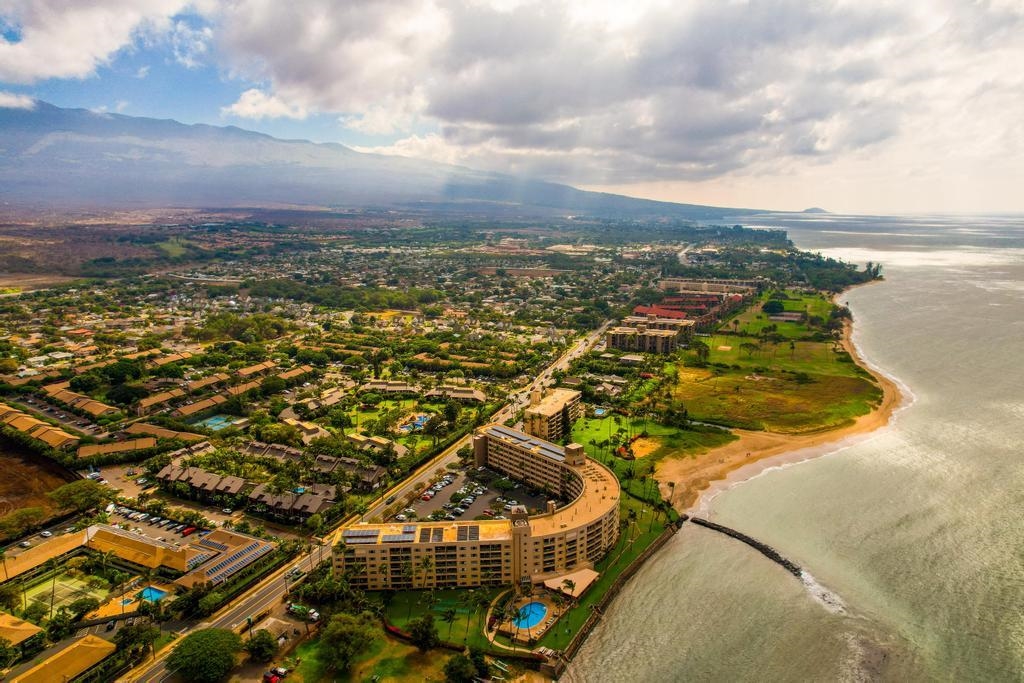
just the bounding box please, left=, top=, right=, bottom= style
left=564, top=214, right=1024, bottom=682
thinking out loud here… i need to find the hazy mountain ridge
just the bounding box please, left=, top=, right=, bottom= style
left=0, top=102, right=760, bottom=218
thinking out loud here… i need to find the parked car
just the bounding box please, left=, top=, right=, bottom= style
left=40, top=530, right=52, bottom=538
left=395, top=514, right=407, bottom=522
left=18, top=541, right=30, bottom=548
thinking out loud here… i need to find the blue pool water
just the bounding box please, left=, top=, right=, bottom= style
left=138, top=586, right=168, bottom=602
left=513, top=601, right=548, bottom=630
left=594, top=408, right=608, bottom=417
left=194, top=414, right=234, bottom=431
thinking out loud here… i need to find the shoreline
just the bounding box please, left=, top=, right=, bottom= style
left=656, top=283, right=909, bottom=513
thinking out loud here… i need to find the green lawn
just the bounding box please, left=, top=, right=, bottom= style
left=156, top=238, right=189, bottom=258
left=289, top=633, right=450, bottom=682
left=380, top=587, right=504, bottom=651
left=571, top=416, right=737, bottom=496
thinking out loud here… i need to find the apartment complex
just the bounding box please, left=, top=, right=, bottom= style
left=523, top=387, right=582, bottom=442
left=605, top=323, right=680, bottom=354
left=333, top=424, right=619, bottom=590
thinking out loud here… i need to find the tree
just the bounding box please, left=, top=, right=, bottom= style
left=441, top=607, right=458, bottom=640
left=407, top=613, right=439, bottom=652
left=0, top=636, right=15, bottom=669
left=321, top=611, right=376, bottom=672
left=244, top=629, right=278, bottom=663
left=443, top=653, right=477, bottom=683
left=114, top=623, right=159, bottom=654
left=47, top=479, right=113, bottom=513
left=0, top=507, right=45, bottom=537
left=68, top=596, right=100, bottom=620
left=166, top=628, right=242, bottom=683
left=762, top=300, right=785, bottom=315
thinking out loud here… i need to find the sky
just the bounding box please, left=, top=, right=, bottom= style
left=1, top=0, right=1022, bottom=214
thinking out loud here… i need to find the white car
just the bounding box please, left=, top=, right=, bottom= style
left=40, top=530, right=52, bottom=538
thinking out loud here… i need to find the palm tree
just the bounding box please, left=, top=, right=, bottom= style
left=441, top=607, right=457, bottom=641
left=46, top=557, right=61, bottom=619
left=417, top=555, right=434, bottom=591
left=561, top=578, right=577, bottom=604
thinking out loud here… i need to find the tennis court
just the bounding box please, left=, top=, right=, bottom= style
left=24, top=573, right=110, bottom=612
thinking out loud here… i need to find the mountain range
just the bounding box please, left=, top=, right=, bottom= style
left=0, top=102, right=759, bottom=219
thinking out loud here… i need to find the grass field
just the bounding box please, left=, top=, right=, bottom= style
left=671, top=365, right=881, bottom=432
left=156, top=238, right=189, bottom=258
left=673, top=290, right=883, bottom=433
left=289, top=632, right=449, bottom=682
left=383, top=587, right=504, bottom=651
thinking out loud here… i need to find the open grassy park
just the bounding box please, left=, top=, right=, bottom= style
left=670, top=290, right=883, bottom=433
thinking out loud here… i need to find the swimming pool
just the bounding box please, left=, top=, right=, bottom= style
left=512, top=601, right=548, bottom=630
left=138, top=586, right=168, bottom=602
left=194, top=414, right=235, bottom=431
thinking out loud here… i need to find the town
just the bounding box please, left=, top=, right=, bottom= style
left=0, top=216, right=880, bottom=682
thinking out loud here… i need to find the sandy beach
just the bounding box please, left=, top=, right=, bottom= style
left=656, top=304, right=906, bottom=513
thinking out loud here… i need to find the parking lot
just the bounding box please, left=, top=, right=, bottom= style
left=393, top=467, right=557, bottom=523
left=12, top=396, right=105, bottom=435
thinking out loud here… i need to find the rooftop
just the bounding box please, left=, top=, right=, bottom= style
left=525, top=387, right=580, bottom=417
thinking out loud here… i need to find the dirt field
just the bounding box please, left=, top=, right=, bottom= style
left=0, top=439, right=78, bottom=525
left=0, top=274, right=80, bottom=291
left=630, top=437, right=662, bottom=458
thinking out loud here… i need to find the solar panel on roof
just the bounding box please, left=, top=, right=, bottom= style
left=469, top=526, right=480, bottom=541
left=432, top=528, right=444, bottom=542
left=382, top=533, right=415, bottom=543
left=403, top=525, right=417, bottom=534
left=419, top=528, right=431, bottom=542
left=457, top=526, right=468, bottom=541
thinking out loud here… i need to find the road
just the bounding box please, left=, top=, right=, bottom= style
left=360, top=320, right=612, bottom=522
left=125, top=546, right=325, bottom=683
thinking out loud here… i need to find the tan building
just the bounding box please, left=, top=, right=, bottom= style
left=333, top=424, right=619, bottom=590
left=621, top=314, right=695, bottom=340
left=523, top=388, right=582, bottom=442
left=605, top=324, right=680, bottom=354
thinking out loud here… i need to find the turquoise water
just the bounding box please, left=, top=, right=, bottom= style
left=513, top=601, right=548, bottom=629
left=194, top=414, right=234, bottom=431
left=567, top=215, right=1024, bottom=681
left=138, top=586, right=167, bottom=602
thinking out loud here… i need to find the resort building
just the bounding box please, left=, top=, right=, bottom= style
left=332, top=424, right=619, bottom=590
left=0, top=403, right=80, bottom=449
left=77, top=437, right=157, bottom=459
left=621, top=314, right=695, bottom=340
left=605, top=324, right=680, bottom=354
left=8, top=634, right=115, bottom=683
left=523, top=388, right=582, bottom=442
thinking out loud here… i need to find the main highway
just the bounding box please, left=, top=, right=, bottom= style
left=123, top=320, right=611, bottom=682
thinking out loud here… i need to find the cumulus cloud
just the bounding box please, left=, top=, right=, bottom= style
left=222, top=88, right=307, bottom=119
left=0, top=0, right=191, bottom=83
left=4, top=0, right=1023, bottom=210
left=206, top=0, right=1023, bottom=189
left=0, top=89, right=34, bottom=108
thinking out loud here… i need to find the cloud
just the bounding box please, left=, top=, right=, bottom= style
left=0, top=89, right=34, bottom=108
left=0, top=0, right=191, bottom=83
left=221, top=88, right=307, bottom=119
left=4, top=0, right=1023, bottom=211
left=170, top=18, right=213, bottom=68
